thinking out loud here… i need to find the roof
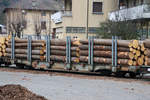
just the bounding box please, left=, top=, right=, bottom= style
left=4, top=0, right=63, bottom=12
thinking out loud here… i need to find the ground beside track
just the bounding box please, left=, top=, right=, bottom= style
left=0, top=68, right=150, bottom=100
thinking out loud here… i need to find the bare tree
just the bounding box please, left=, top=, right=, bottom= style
left=7, top=3, right=26, bottom=38
left=32, top=12, right=42, bottom=40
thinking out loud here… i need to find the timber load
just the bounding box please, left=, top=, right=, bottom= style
left=79, top=39, right=131, bottom=66
left=6, top=37, right=46, bottom=61
left=143, top=39, right=150, bottom=66
left=42, top=39, right=80, bottom=63
left=0, top=36, right=150, bottom=67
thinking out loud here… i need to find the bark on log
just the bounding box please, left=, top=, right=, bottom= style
left=144, top=49, right=150, bottom=57
left=50, top=39, right=80, bottom=46
left=8, top=39, right=45, bottom=43
left=79, top=50, right=130, bottom=59
left=8, top=43, right=45, bottom=47
left=6, top=48, right=44, bottom=55
left=6, top=53, right=43, bottom=60
left=143, top=39, right=150, bottom=48
left=79, top=45, right=130, bottom=52
left=80, top=39, right=130, bottom=47
left=79, top=56, right=128, bottom=65
left=49, top=50, right=79, bottom=57
left=8, top=39, right=81, bottom=46
left=50, top=55, right=79, bottom=63
left=50, top=46, right=79, bottom=51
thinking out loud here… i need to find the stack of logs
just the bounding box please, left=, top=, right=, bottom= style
left=128, top=40, right=148, bottom=66
left=79, top=39, right=131, bottom=66
left=143, top=40, right=150, bottom=66
left=2, top=36, right=150, bottom=67
left=6, top=39, right=46, bottom=61
left=0, top=36, right=11, bottom=57
left=43, top=39, right=80, bottom=63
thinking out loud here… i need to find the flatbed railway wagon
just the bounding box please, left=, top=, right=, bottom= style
left=0, top=35, right=150, bottom=78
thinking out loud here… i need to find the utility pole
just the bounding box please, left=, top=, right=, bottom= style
left=86, top=0, right=89, bottom=39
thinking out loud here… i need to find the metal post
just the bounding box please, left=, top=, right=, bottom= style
left=115, top=36, right=118, bottom=67
left=91, top=37, right=94, bottom=71
left=112, top=36, right=114, bottom=67
left=11, top=34, right=15, bottom=60
left=27, top=36, right=32, bottom=63
left=46, top=35, right=50, bottom=62
left=66, top=36, right=71, bottom=69
left=88, top=37, right=91, bottom=65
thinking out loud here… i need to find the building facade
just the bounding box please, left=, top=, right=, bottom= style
left=4, top=0, right=61, bottom=38
left=51, top=0, right=118, bottom=39
left=109, top=0, right=150, bottom=39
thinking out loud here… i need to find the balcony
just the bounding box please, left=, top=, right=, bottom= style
left=109, top=4, right=150, bottom=21
left=51, top=11, right=72, bottom=24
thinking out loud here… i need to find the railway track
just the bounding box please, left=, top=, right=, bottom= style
left=0, top=64, right=145, bottom=80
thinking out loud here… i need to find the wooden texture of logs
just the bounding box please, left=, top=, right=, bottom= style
left=2, top=36, right=150, bottom=67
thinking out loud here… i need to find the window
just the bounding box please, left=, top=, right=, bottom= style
left=41, top=11, right=46, bottom=16
left=66, top=27, right=72, bottom=33
left=93, top=2, right=103, bottom=13
left=88, top=27, right=98, bottom=33
left=66, top=27, right=85, bottom=33
left=41, top=21, right=46, bottom=30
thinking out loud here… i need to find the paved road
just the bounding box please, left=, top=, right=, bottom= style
left=0, top=71, right=149, bottom=100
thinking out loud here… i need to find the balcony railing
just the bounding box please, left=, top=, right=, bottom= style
left=109, top=4, right=150, bottom=21
left=51, top=11, right=72, bottom=24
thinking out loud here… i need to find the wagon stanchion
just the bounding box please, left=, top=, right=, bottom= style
left=27, top=36, right=32, bottom=65
left=66, top=36, right=71, bottom=70
left=11, top=34, right=15, bottom=64
left=112, top=36, right=115, bottom=72
left=90, top=37, right=94, bottom=71
left=46, top=35, right=50, bottom=62
left=88, top=36, right=94, bottom=71
left=115, top=36, right=118, bottom=71
left=88, top=37, right=91, bottom=65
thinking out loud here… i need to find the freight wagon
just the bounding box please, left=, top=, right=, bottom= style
left=0, top=35, right=150, bottom=78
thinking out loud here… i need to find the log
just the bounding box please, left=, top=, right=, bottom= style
left=79, top=45, right=112, bottom=50
left=50, top=46, right=79, bottom=51
left=0, top=37, right=6, bottom=44
left=137, top=57, right=144, bottom=66
left=50, top=39, right=80, bottom=46
left=50, top=55, right=79, bottom=63
left=79, top=56, right=129, bottom=65
left=49, top=50, right=79, bottom=57
left=147, top=58, right=150, bottom=66
left=6, top=48, right=44, bottom=55
left=143, top=39, right=150, bottom=48
left=136, top=50, right=141, bottom=57
left=141, top=44, right=145, bottom=51
left=8, top=43, right=45, bottom=47
left=8, top=39, right=80, bottom=46
left=79, top=50, right=130, bottom=59
left=128, top=60, right=133, bottom=66
left=2, top=45, right=6, bottom=49
left=133, top=61, right=137, bottom=66
left=8, top=39, right=45, bottom=43
left=144, top=49, right=150, bottom=57
left=80, top=39, right=130, bottom=47
left=0, top=52, right=2, bottom=56
left=6, top=53, right=43, bottom=60
left=132, top=40, right=139, bottom=49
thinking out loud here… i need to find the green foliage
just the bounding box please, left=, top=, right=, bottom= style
left=97, top=20, right=140, bottom=40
